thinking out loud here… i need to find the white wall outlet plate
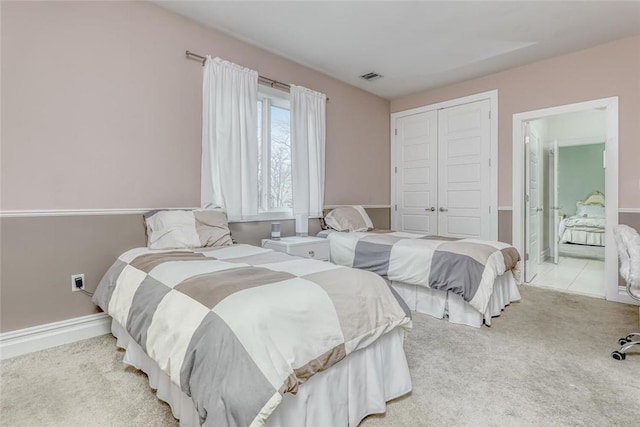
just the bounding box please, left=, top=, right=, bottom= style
left=71, top=274, right=85, bottom=292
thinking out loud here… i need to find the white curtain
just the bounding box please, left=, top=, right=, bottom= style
left=290, top=85, right=327, bottom=219
left=201, top=56, right=259, bottom=220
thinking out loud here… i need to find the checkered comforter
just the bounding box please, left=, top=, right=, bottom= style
left=318, top=230, right=520, bottom=314
left=93, top=244, right=410, bottom=427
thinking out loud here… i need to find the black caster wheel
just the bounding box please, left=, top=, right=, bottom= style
left=611, top=351, right=626, bottom=361
left=619, top=338, right=630, bottom=346
left=626, top=335, right=636, bottom=342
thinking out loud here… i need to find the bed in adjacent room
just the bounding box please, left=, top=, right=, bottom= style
left=559, top=191, right=606, bottom=246
left=319, top=206, right=521, bottom=328
left=92, top=209, right=412, bottom=427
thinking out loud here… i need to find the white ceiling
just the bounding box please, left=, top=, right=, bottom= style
left=156, top=1, right=640, bottom=100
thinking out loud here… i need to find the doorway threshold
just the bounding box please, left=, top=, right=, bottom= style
left=526, top=257, right=605, bottom=299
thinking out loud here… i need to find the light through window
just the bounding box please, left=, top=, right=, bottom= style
left=257, top=88, right=292, bottom=214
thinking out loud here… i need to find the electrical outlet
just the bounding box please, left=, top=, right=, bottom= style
left=71, top=274, right=85, bottom=292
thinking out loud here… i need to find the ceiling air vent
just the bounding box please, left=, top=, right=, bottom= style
left=360, top=72, right=383, bottom=81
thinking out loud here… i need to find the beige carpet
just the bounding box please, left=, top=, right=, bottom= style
left=1, top=285, right=639, bottom=426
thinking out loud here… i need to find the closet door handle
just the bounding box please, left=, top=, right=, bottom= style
left=426, top=207, right=436, bottom=212
left=439, top=207, right=448, bottom=212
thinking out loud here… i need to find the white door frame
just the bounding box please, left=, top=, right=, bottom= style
left=524, top=122, right=542, bottom=282
left=390, top=90, right=498, bottom=240
left=512, top=97, right=630, bottom=303
left=551, top=139, right=560, bottom=264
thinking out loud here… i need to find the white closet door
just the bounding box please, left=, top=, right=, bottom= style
left=394, top=111, right=438, bottom=233
left=437, top=100, right=491, bottom=239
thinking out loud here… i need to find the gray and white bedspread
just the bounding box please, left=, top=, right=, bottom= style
left=93, top=244, right=410, bottom=427
left=318, top=230, right=520, bottom=314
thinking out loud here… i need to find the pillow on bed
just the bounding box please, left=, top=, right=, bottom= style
left=582, top=191, right=605, bottom=206
left=144, top=209, right=233, bottom=249
left=576, top=202, right=605, bottom=218
left=324, top=206, right=374, bottom=232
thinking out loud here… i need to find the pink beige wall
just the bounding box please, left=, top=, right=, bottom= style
left=0, top=207, right=389, bottom=333
left=391, top=35, right=640, bottom=210
left=1, top=1, right=390, bottom=210
left=0, top=1, right=391, bottom=333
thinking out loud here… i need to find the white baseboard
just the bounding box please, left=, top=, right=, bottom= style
left=0, top=313, right=111, bottom=360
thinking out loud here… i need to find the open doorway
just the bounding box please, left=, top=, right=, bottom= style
left=512, top=97, right=633, bottom=304
left=524, top=111, right=606, bottom=297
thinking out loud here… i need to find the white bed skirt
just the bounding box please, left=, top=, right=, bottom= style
left=560, top=229, right=605, bottom=246
left=111, top=321, right=411, bottom=427
left=391, top=272, right=520, bottom=328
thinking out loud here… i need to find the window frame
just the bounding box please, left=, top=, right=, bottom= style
left=257, top=86, right=293, bottom=219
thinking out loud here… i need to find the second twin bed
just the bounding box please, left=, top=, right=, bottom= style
left=319, top=205, right=522, bottom=328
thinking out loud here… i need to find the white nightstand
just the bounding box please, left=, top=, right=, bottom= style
left=262, top=236, right=330, bottom=261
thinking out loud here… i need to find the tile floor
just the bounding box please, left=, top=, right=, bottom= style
left=527, top=256, right=605, bottom=298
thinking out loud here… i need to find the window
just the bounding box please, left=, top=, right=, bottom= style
left=257, top=87, right=292, bottom=215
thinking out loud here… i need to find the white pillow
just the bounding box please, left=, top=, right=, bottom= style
left=144, top=209, right=233, bottom=249
left=324, top=206, right=374, bottom=232
left=576, top=202, right=605, bottom=218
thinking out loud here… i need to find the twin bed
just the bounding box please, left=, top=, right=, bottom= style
left=93, top=209, right=412, bottom=427
left=93, top=206, right=521, bottom=426
left=559, top=191, right=606, bottom=247
left=321, top=205, right=521, bottom=327
left=317, top=229, right=521, bottom=328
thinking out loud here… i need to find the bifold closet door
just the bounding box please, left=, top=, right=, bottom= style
left=394, top=110, right=438, bottom=234
left=437, top=100, right=491, bottom=239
